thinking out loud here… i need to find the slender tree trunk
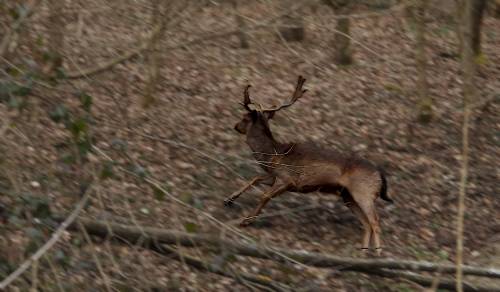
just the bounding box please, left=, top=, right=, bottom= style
left=333, top=17, right=352, bottom=65
left=232, top=0, right=249, bottom=48
left=456, top=0, right=464, bottom=56
left=277, top=0, right=304, bottom=42
left=325, top=1, right=352, bottom=65
left=47, top=0, right=64, bottom=72
left=456, top=0, right=475, bottom=291
left=416, top=0, right=432, bottom=123
left=495, top=0, right=500, bottom=18
left=456, top=0, right=486, bottom=57
left=278, top=15, right=305, bottom=42
left=143, top=0, right=163, bottom=108
left=471, top=0, right=487, bottom=56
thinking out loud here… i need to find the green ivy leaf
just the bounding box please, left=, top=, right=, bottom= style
left=24, top=227, right=44, bottom=255
left=61, top=153, right=75, bottom=165
left=111, top=138, right=127, bottom=152
left=33, top=197, right=51, bottom=219
left=54, top=249, right=70, bottom=269
left=23, top=195, right=52, bottom=219
left=12, top=81, right=32, bottom=96
left=7, top=96, right=22, bottom=109
left=78, top=92, right=93, bottom=112
left=193, top=198, right=204, bottom=210
left=131, top=164, right=148, bottom=180
left=55, top=67, right=66, bottom=80
left=100, top=162, right=114, bottom=180
left=69, top=118, right=88, bottom=137
left=184, top=222, right=198, bottom=233
left=76, top=138, right=92, bottom=156
left=152, top=185, right=166, bottom=201
left=49, top=104, right=69, bottom=123
left=0, top=81, right=12, bottom=102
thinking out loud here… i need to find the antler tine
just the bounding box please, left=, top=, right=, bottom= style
left=262, top=75, right=307, bottom=112
left=292, top=75, right=307, bottom=101
left=241, top=85, right=252, bottom=111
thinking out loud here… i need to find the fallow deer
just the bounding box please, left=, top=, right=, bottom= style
left=224, top=76, right=393, bottom=255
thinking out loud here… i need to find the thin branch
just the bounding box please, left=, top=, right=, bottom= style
left=456, top=0, right=475, bottom=291
left=78, top=221, right=113, bottom=292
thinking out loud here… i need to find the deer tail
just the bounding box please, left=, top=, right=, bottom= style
left=378, top=169, right=393, bottom=203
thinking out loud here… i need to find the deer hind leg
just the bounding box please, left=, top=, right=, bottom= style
left=240, top=182, right=292, bottom=227
left=346, top=201, right=371, bottom=253
left=355, top=198, right=382, bottom=256
left=224, top=175, right=271, bottom=206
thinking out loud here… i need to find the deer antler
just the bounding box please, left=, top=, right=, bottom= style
left=240, top=76, right=307, bottom=112
left=260, top=75, right=307, bottom=112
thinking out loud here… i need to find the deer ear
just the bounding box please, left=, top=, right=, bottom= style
left=266, top=111, right=275, bottom=119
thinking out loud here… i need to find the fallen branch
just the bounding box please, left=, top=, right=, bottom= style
left=363, top=269, right=498, bottom=292
left=60, top=218, right=500, bottom=281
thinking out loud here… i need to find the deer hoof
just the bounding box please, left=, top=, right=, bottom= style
left=223, top=198, right=234, bottom=207
left=375, top=248, right=383, bottom=257
left=239, top=216, right=256, bottom=227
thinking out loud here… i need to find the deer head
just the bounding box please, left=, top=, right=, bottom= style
left=234, top=76, right=307, bottom=135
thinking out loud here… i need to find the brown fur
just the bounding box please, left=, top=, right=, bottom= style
left=225, top=76, right=392, bottom=255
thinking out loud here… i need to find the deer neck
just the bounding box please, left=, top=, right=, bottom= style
left=246, top=123, right=288, bottom=168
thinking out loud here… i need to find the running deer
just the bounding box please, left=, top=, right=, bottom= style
left=224, top=76, right=393, bottom=255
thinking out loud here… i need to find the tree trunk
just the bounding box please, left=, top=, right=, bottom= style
left=456, top=0, right=465, bottom=56
left=471, top=0, right=487, bottom=56
left=333, top=17, right=352, bottom=65
left=326, top=1, right=352, bottom=66
left=456, top=0, right=486, bottom=57
left=416, top=0, right=432, bottom=123
left=47, top=0, right=64, bottom=72
left=143, top=0, right=163, bottom=108
left=232, top=0, right=249, bottom=48
left=277, top=15, right=305, bottom=42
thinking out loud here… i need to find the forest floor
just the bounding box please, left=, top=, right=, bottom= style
left=1, top=1, right=499, bottom=291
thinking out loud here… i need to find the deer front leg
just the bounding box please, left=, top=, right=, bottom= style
left=240, top=182, right=292, bottom=227
left=224, top=175, right=272, bottom=206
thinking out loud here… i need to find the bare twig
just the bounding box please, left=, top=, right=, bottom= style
left=78, top=221, right=113, bottom=292
left=43, top=254, right=66, bottom=292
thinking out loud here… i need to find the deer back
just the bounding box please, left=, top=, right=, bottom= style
left=270, top=142, right=381, bottom=196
